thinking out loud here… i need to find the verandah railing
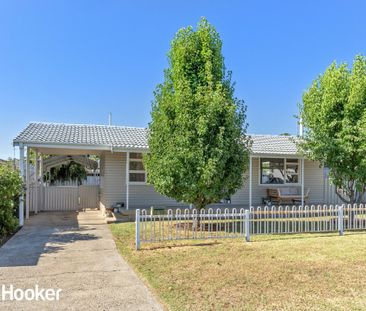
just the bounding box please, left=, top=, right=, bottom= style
left=135, top=204, right=366, bottom=249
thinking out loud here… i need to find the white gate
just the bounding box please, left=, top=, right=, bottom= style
left=79, top=185, right=99, bottom=210
left=44, top=186, right=79, bottom=211
left=29, top=184, right=99, bottom=212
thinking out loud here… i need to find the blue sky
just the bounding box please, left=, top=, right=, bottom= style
left=1, top=0, right=365, bottom=159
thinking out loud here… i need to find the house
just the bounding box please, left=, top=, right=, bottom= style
left=13, top=122, right=330, bottom=224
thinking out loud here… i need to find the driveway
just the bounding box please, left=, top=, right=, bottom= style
left=0, top=211, right=163, bottom=310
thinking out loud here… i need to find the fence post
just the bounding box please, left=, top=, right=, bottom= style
left=136, top=209, right=141, bottom=250
left=338, top=204, right=344, bottom=236
left=245, top=209, right=250, bottom=242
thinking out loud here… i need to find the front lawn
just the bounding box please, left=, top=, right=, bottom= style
left=110, top=222, right=366, bottom=311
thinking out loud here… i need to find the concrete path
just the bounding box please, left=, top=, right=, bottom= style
left=0, top=211, right=163, bottom=311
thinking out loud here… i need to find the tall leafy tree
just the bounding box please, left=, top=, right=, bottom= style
left=299, top=55, right=366, bottom=203
left=145, top=18, right=250, bottom=209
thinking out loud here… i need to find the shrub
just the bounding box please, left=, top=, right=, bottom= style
left=0, top=164, right=22, bottom=239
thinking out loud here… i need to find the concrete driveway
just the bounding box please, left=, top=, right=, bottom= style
left=0, top=211, right=163, bottom=311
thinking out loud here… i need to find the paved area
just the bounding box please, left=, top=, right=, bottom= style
left=0, top=211, right=163, bottom=310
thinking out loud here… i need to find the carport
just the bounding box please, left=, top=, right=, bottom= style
left=14, top=145, right=101, bottom=225
left=13, top=124, right=106, bottom=226
left=13, top=122, right=148, bottom=226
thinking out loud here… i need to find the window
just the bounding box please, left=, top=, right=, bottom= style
left=129, top=152, right=146, bottom=183
left=260, top=158, right=299, bottom=185
left=285, top=158, right=299, bottom=183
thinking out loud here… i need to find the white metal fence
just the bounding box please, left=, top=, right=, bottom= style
left=135, top=204, right=366, bottom=249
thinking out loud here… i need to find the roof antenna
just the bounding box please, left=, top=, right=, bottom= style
left=299, top=117, right=303, bottom=137
left=108, top=112, right=112, bottom=126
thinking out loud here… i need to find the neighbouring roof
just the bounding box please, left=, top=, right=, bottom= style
left=14, top=122, right=299, bottom=155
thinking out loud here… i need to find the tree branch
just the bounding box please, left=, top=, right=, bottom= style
left=335, top=187, right=351, bottom=204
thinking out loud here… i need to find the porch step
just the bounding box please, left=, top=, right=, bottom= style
left=76, top=209, right=106, bottom=225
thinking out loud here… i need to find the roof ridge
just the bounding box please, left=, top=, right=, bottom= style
left=14, top=122, right=299, bottom=155
left=250, top=134, right=297, bottom=138
left=27, top=123, right=296, bottom=137
left=29, top=121, right=148, bottom=130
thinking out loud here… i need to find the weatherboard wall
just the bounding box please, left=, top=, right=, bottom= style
left=99, top=151, right=186, bottom=210
left=99, top=151, right=325, bottom=210
left=230, top=158, right=325, bottom=205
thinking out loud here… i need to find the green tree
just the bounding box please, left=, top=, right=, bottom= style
left=145, top=18, right=251, bottom=210
left=299, top=55, right=366, bottom=203
left=0, top=164, right=22, bottom=239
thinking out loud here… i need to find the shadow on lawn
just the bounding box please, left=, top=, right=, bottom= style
left=142, top=241, right=221, bottom=251
left=140, top=231, right=366, bottom=250
left=252, top=230, right=366, bottom=242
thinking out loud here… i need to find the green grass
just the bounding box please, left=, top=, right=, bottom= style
left=110, top=222, right=366, bottom=311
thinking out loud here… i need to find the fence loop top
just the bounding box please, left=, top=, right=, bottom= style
left=135, top=204, right=366, bottom=249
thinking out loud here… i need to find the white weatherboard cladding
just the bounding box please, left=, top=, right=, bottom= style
left=231, top=158, right=324, bottom=205
left=100, top=151, right=186, bottom=209
left=99, top=152, right=324, bottom=209
left=100, top=152, right=125, bottom=210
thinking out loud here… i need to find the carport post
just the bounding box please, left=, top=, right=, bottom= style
left=249, top=156, right=252, bottom=208
left=39, top=153, right=43, bottom=211
left=126, top=151, right=130, bottom=210
left=19, top=145, right=25, bottom=226
left=301, top=157, right=305, bottom=207
left=26, top=147, right=30, bottom=219
left=135, top=209, right=140, bottom=250
left=35, top=149, right=39, bottom=214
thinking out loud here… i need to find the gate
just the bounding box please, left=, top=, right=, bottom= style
left=29, top=184, right=99, bottom=212
left=79, top=185, right=99, bottom=210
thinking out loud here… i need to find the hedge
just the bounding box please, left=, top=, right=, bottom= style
left=0, top=163, right=22, bottom=240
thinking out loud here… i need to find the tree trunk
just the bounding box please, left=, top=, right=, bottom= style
left=192, top=200, right=206, bottom=231
left=348, top=190, right=356, bottom=229
left=335, top=187, right=355, bottom=228
left=335, top=186, right=355, bottom=204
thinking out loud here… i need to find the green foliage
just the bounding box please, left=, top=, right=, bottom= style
left=299, top=55, right=366, bottom=203
left=145, top=18, right=250, bottom=209
left=0, top=164, right=22, bottom=238
left=48, top=161, right=87, bottom=184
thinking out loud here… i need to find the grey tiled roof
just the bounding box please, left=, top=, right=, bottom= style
left=14, top=122, right=299, bottom=155
left=251, top=134, right=298, bottom=155
left=13, top=122, right=149, bottom=149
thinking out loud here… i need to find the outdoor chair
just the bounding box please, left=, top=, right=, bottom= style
left=266, top=187, right=310, bottom=205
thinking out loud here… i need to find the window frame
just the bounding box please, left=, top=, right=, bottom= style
left=258, top=157, right=301, bottom=186
left=128, top=153, right=147, bottom=185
